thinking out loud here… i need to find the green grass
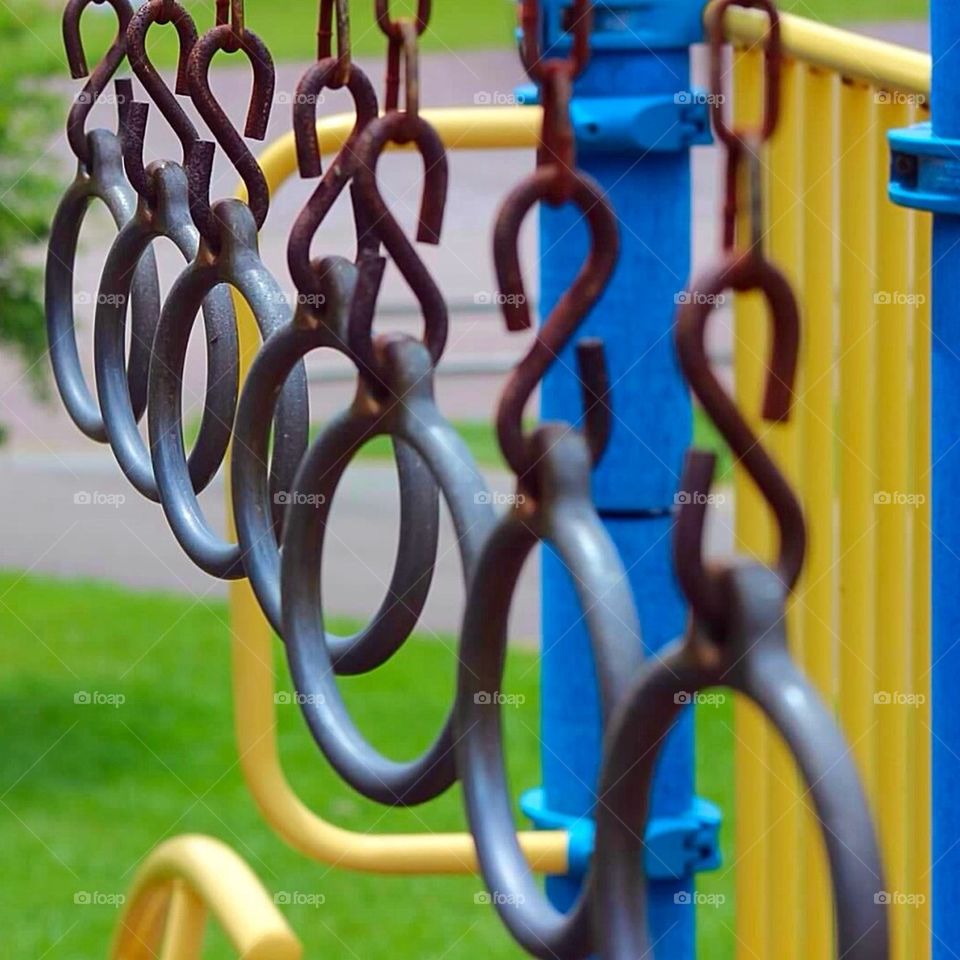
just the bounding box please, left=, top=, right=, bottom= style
left=0, top=571, right=735, bottom=959
left=780, top=0, right=926, bottom=21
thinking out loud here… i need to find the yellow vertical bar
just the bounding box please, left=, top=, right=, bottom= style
left=159, top=881, right=207, bottom=960
left=732, top=44, right=770, bottom=960
left=764, top=56, right=802, bottom=960
left=874, top=95, right=914, bottom=960
left=837, top=78, right=878, bottom=795
left=797, top=63, right=837, bottom=960
left=912, top=208, right=932, bottom=960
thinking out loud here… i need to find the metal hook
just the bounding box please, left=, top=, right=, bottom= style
left=318, top=0, right=351, bottom=86
left=494, top=166, right=618, bottom=491
left=375, top=0, right=431, bottom=40
left=673, top=251, right=805, bottom=629
left=519, top=0, right=593, bottom=84
left=122, top=0, right=205, bottom=202
left=185, top=12, right=275, bottom=248
left=62, top=0, right=135, bottom=167
left=347, top=110, right=449, bottom=392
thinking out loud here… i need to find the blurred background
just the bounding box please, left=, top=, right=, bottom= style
left=0, top=1, right=927, bottom=957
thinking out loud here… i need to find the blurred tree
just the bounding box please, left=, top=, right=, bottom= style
left=0, top=5, right=63, bottom=403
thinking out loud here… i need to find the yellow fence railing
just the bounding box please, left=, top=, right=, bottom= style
left=722, top=9, right=931, bottom=960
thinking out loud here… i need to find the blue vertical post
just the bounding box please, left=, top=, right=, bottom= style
left=518, top=3, right=720, bottom=959
left=889, top=5, right=960, bottom=957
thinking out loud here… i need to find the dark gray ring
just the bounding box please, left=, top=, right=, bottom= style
left=45, top=128, right=160, bottom=442
left=280, top=335, right=493, bottom=805
left=232, top=292, right=440, bottom=651
left=455, top=425, right=643, bottom=960
left=593, top=563, right=889, bottom=960
left=148, top=199, right=308, bottom=579
left=95, top=160, right=238, bottom=500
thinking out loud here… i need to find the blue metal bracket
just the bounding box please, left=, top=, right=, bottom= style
left=889, top=122, right=960, bottom=215
left=515, top=84, right=712, bottom=153
left=521, top=788, right=723, bottom=881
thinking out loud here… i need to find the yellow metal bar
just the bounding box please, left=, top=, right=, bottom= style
left=764, top=55, right=802, bottom=960
left=797, top=62, right=836, bottom=960
left=732, top=45, right=771, bottom=960
left=837, top=78, right=879, bottom=798
left=716, top=5, right=930, bottom=95
left=228, top=106, right=565, bottom=875
left=874, top=97, right=915, bottom=960
left=912, top=210, right=932, bottom=960
left=158, top=881, right=206, bottom=960
left=112, top=835, right=301, bottom=960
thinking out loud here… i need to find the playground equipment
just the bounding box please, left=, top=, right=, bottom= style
left=40, top=0, right=944, bottom=957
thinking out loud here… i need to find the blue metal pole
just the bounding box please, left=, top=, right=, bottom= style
left=518, top=3, right=720, bottom=958
left=890, top=5, right=960, bottom=957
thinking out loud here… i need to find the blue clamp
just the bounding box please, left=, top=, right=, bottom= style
left=515, top=84, right=712, bottom=153
left=521, top=788, right=722, bottom=881
left=536, top=0, right=705, bottom=54
left=890, top=122, right=960, bottom=215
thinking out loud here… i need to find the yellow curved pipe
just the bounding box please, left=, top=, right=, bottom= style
left=111, top=835, right=301, bottom=960
left=227, top=104, right=566, bottom=874
left=714, top=4, right=930, bottom=95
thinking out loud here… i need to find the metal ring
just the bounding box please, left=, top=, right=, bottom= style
left=592, top=564, right=888, bottom=960
left=148, top=199, right=308, bottom=579
left=95, top=160, right=238, bottom=500
left=280, top=335, right=492, bottom=805
left=232, top=257, right=439, bottom=645
left=45, top=128, right=160, bottom=443
left=455, top=425, right=643, bottom=960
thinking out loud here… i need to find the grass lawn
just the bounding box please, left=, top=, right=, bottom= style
left=23, top=0, right=925, bottom=77
left=0, top=571, right=735, bottom=959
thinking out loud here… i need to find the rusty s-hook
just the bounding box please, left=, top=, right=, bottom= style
left=62, top=0, right=135, bottom=168
left=122, top=0, right=207, bottom=202
left=674, top=0, right=805, bottom=631
left=185, top=0, right=275, bottom=249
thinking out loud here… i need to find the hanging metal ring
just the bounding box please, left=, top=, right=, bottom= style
left=455, top=425, right=643, bottom=960
left=45, top=125, right=161, bottom=443
left=94, top=160, right=238, bottom=500
left=592, top=564, right=889, bottom=960
left=147, top=200, right=308, bottom=578
left=280, top=335, right=492, bottom=805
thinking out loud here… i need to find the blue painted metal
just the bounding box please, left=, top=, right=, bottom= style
left=889, top=122, right=960, bottom=215
left=520, top=788, right=722, bottom=880
left=890, top=5, right=960, bottom=957
left=532, top=4, right=709, bottom=957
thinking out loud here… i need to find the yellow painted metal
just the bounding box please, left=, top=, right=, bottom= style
left=796, top=63, right=836, bottom=960
left=226, top=106, right=565, bottom=875
left=112, top=835, right=302, bottom=960
left=764, top=55, right=802, bottom=960
left=912, top=209, right=932, bottom=960
left=837, top=78, right=879, bottom=798
left=875, top=97, right=915, bottom=960
left=731, top=44, right=771, bottom=960
left=715, top=4, right=930, bottom=95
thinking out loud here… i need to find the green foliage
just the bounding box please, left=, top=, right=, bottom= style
left=0, top=6, right=62, bottom=392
